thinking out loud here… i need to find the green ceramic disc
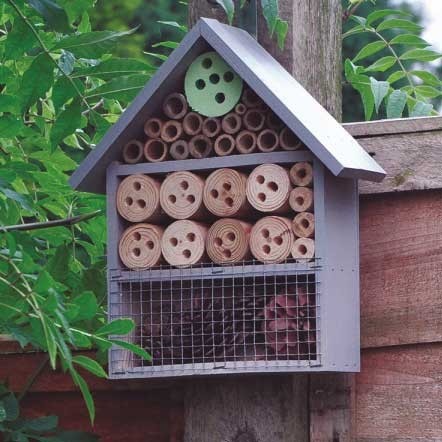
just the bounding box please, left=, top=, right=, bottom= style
left=184, top=51, right=243, bottom=117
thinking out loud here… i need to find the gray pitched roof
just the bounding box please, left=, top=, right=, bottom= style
left=70, top=18, right=386, bottom=193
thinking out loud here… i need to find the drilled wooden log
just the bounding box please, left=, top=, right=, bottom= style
left=246, top=164, right=292, bottom=213
left=206, top=219, right=252, bottom=264
left=116, top=174, right=162, bottom=222
left=161, top=220, right=208, bottom=267
left=189, top=135, right=213, bottom=159
left=203, top=168, right=251, bottom=217
left=122, top=140, right=144, bottom=164
left=161, top=120, right=183, bottom=143
left=163, top=92, right=188, bottom=120
left=222, top=112, right=242, bottom=135
left=160, top=171, right=206, bottom=220
left=170, top=140, right=190, bottom=160
left=250, top=216, right=294, bottom=264
left=292, top=212, right=315, bottom=238
left=144, top=139, right=168, bottom=162
left=214, top=134, right=236, bottom=156
left=183, top=112, right=204, bottom=136
left=243, top=109, right=266, bottom=132
left=202, top=117, right=221, bottom=138
left=257, top=129, right=279, bottom=152
left=289, top=162, right=313, bottom=187
left=280, top=127, right=302, bottom=151
left=289, top=187, right=314, bottom=213
left=144, top=118, right=163, bottom=138
left=236, top=130, right=257, bottom=154
left=118, top=223, right=163, bottom=269
left=291, top=237, right=315, bottom=261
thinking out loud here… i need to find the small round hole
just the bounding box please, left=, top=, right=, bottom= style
left=210, top=189, right=219, bottom=199
left=177, top=146, right=185, bottom=155
left=256, top=175, right=265, bottom=184
left=146, top=241, right=154, bottom=250
left=209, top=73, right=220, bottom=84
left=133, top=181, right=141, bottom=191
left=133, top=232, right=141, bottom=241
left=224, top=71, right=234, bottom=82
left=226, top=232, right=236, bottom=242
left=295, top=197, right=304, bottom=206
left=267, top=182, right=278, bottom=192
left=133, top=247, right=141, bottom=257
left=125, top=197, right=133, bottom=206
left=258, top=193, right=266, bottom=202
left=262, top=245, right=271, bottom=254
left=187, top=195, right=195, bottom=204
left=183, top=249, right=192, bottom=259
left=225, top=197, right=234, bottom=207
left=215, top=93, right=225, bottom=104
left=223, top=250, right=232, bottom=258
left=274, top=236, right=283, bottom=246
left=180, top=181, right=189, bottom=190
left=170, top=237, right=178, bottom=247
left=301, top=219, right=309, bottom=229
left=298, top=245, right=307, bottom=255
left=214, top=237, right=223, bottom=247
left=202, top=58, right=212, bottom=69
left=195, top=79, right=206, bottom=90
left=187, top=233, right=196, bottom=242
left=261, top=229, right=270, bottom=239
left=297, top=168, right=307, bottom=179
left=223, top=182, right=232, bottom=191
left=137, top=199, right=146, bottom=208
left=168, top=194, right=177, bottom=204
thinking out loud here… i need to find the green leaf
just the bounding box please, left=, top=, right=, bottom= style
left=26, top=0, right=71, bottom=32
left=58, top=50, right=75, bottom=75
left=390, top=34, right=429, bottom=48
left=214, top=0, right=234, bottom=25
left=85, top=74, right=149, bottom=102
left=22, top=415, right=58, bottom=432
left=370, top=77, right=390, bottom=114
left=96, top=318, right=134, bottom=336
left=70, top=292, right=98, bottom=321
left=353, top=41, right=386, bottom=63
left=342, top=24, right=366, bottom=39
left=71, top=370, right=95, bottom=423
left=365, top=56, right=396, bottom=72
left=414, top=85, right=441, bottom=99
left=152, top=41, right=179, bottom=49
left=260, top=0, right=278, bottom=34
left=51, top=76, right=84, bottom=112
left=400, top=49, right=442, bottom=62
left=110, top=340, right=152, bottom=361
left=366, top=9, right=410, bottom=26
left=411, top=70, right=441, bottom=87
left=410, top=101, right=433, bottom=117
left=52, top=29, right=136, bottom=58
left=50, top=98, right=82, bottom=148
left=57, top=0, right=95, bottom=22
left=0, top=116, right=25, bottom=138
left=157, top=21, right=187, bottom=32
left=376, top=18, right=422, bottom=33
left=386, top=90, right=407, bottom=118
left=386, top=71, right=406, bottom=85
left=275, top=18, right=288, bottom=50
left=0, top=95, right=21, bottom=114
left=4, top=17, right=37, bottom=59
left=73, top=355, right=108, bottom=378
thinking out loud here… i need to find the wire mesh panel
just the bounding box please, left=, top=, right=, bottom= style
left=109, top=259, right=321, bottom=378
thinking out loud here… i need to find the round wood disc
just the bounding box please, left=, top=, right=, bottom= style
left=250, top=216, right=294, bottom=263
left=162, top=220, right=208, bottom=267
left=246, top=164, right=292, bottom=213
left=116, top=174, right=162, bottom=223
left=291, top=237, right=315, bottom=261
left=160, top=171, right=205, bottom=219
left=119, top=224, right=163, bottom=269
left=289, top=187, right=314, bottom=213
left=292, top=212, right=315, bottom=238
left=206, top=218, right=252, bottom=264
left=289, top=162, right=313, bottom=187
left=203, top=168, right=250, bottom=217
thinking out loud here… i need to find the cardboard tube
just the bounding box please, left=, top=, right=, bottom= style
left=144, top=118, right=163, bottom=138
left=170, top=139, right=190, bottom=160
left=207, top=219, right=252, bottom=264
left=189, top=134, right=213, bottom=159
left=144, top=139, right=168, bottom=162
left=280, top=127, right=302, bottom=151
left=203, top=168, right=251, bottom=217
left=161, top=220, right=208, bottom=267
left=235, top=102, right=247, bottom=116
left=161, top=120, right=183, bottom=143
left=163, top=92, right=188, bottom=120
left=119, top=224, right=163, bottom=269
left=289, top=187, right=314, bottom=212
left=289, top=162, right=313, bottom=187
left=202, top=117, right=221, bottom=138
left=292, top=212, right=315, bottom=238
left=246, top=164, right=292, bottom=213
left=221, top=112, right=242, bottom=134
left=291, top=237, right=315, bottom=261
left=160, top=171, right=206, bottom=220
left=235, top=130, right=257, bottom=154
left=183, top=112, right=203, bottom=136
left=250, top=216, right=294, bottom=264
left=243, top=109, right=266, bottom=132
left=214, top=134, right=235, bottom=156
left=266, top=112, right=284, bottom=131
left=122, top=140, right=144, bottom=164
left=242, top=88, right=262, bottom=108
left=257, top=129, right=279, bottom=152
left=116, top=174, right=162, bottom=223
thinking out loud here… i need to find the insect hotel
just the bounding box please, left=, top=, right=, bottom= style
left=70, top=19, right=385, bottom=378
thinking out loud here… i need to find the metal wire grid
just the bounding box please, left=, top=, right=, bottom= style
left=109, top=259, right=321, bottom=377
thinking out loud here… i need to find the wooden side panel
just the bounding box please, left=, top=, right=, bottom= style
left=356, top=344, right=442, bottom=442
left=360, top=190, right=442, bottom=349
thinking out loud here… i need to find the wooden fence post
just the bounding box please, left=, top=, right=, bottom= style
left=185, top=2, right=343, bottom=441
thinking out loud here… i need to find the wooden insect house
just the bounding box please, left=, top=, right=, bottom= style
left=70, top=19, right=385, bottom=378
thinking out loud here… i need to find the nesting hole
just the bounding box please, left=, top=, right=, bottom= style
left=262, top=244, right=271, bottom=254
left=202, top=58, right=212, bottom=69
left=146, top=140, right=165, bottom=160
left=125, top=197, right=133, bottom=206
left=282, top=129, right=299, bottom=147
left=261, top=229, right=270, bottom=239
left=194, top=138, right=208, bottom=154
left=133, top=181, right=141, bottom=191
left=187, top=194, right=195, bottom=204
left=205, top=119, right=218, bottom=135
left=245, top=110, right=264, bottom=129
left=186, top=232, right=196, bottom=242
left=125, top=142, right=141, bottom=160
left=186, top=115, right=201, bottom=132
left=210, top=189, right=219, bottom=199
left=297, top=168, right=307, bottom=179
left=218, top=136, right=232, bottom=152
left=165, top=96, right=184, bottom=116
left=146, top=241, right=154, bottom=250
left=168, top=194, right=177, bottom=204
left=223, top=182, right=232, bottom=191
left=133, top=247, right=141, bottom=257
left=137, top=199, right=146, bottom=208
left=256, top=175, right=265, bottom=184
left=298, top=244, right=307, bottom=255
left=209, top=73, right=220, bottom=84
left=223, top=250, right=232, bottom=258
left=295, top=196, right=305, bottom=206
left=237, top=133, right=254, bottom=151
left=225, top=197, right=234, bottom=207
left=176, top=145, right=185, bottom=155
left=261, top=131, right=277, bottom=149
left=226, top=232, right=236, bottom=242
left=165, top=124, right=178, bottom=138
left=183, top=249, right=192, bottom=259
left=224, top=71, right=234, bottom=82
left=301, top=219, right=310, bottom=229
left=170, top=237, right=178, bottom=247
left=215, top=93, right=226, bottom=104
left=214, top=237, right=223, bottom=247
left=133, top=232, right=141, bottom=241
left=180, top=180, right=189, bottom=190
left=146, top=120, right=160, bottom=136
left=267, top=181, right=278, bottom=192
left=195, top=79, right=206, bottom=90
left=274, top=236, right=283, bottom=246
left=257, top=193, right=266, bottom=202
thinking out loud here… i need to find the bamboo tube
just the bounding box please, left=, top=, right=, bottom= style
left=291, top=237, right=315, bottom=261
left=122, top=140, right=144, bottom=164
left=235, top=130, right=257, bottom=154
left=235, top=102, right=247, bottom=115
left=144, top=139, right=168, bottom=162
left=162, top=92, right=188, bottom=120
left=116, top=174, right=162, bottom=223
left=243, top=109, right=266, bottom=132
left=221, top=112, right=242, bottom=135
left=289, top=162, right=314, bottom=187
left=202, top=117, right=221, bottom=138
left=161, top=120, right=183, bottom=143
left=160, top=171, right=206, bottom=220
left=242, top=88, right=262, bottom=108
left=214, top=134, right=235, bottom=156
left=203, top=168, right=252, bottom=217
left=280, top=127, right=302, bottom=151
left=246, top=164, right=292, bottom=213
left=183, top=112, right=203, bottom=136
left=206, top=218, right=252, bottom=264
left=119, top=224, right=163, bottom=269
left=161, top=220, right=208, bottom=267
left=170, top=140, right=190, bottom=160
left=144, top=118, right=163, bottom=138
left=289, top=187, right=314, bottom=212
left=266, top=112, right=284, bottom=131
left=292, top=212, right=315, bottom=238
left=257, top=129, right=279, bottom=152
left=250, top=216, right=294, bottom=264
left=189, top=134, right=213, bottom=159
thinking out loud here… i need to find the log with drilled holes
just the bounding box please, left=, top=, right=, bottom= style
left=122, top=140, right=144, bottom=164
left=214, top=134, right=236, bottom=156
left=292, top=212, right=315, bottom=238
left=161, top=220, right=208, bottom=267
left=289, top=162, right=313, bottom=187
left=160, top=171, right=206, bottom=220
left=144, top=118, right=163, bottom=138
left=189, top=134, right=213, bottom=159
left=162, top=92, right=188, bottom=120
left=246, top=164, right=292, bottom=213
left=249, top=216, right=294, bottom=264
left=289, top=187, right=314, bottom=213
left=118, top=224, right=163, bottom=269
left=206, top=218, right=252, bottom=264
left=280, top=127, right=302, bottom=151
left=144, top=139, right=168, bottom=162
left=291, top=237, right=315, bottom=261
left=116, top=174, right=162, bottom=223
left=203, top=168, right=251, bottom=217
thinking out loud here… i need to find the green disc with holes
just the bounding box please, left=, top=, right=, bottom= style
left=184, top=51, right=243, bottom=117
